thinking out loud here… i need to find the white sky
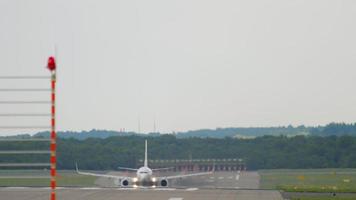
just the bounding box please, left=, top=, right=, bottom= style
left=0, top=0, right=356, bottom=134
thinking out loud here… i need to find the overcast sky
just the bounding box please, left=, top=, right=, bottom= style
left=0, top=0, right=356, bottom=134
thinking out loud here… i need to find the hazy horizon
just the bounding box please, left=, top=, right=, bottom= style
left=1, top=0, right=356, bottom=135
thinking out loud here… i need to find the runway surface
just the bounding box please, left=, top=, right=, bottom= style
left=0, top=171, right=283, bottom=200
left=0, top=187, right=283, bottom=200
left=95, top=171, right=259, bottom=189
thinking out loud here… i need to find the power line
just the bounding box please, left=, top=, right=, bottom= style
left=0, top=89, right=51, bottom=92
left=0, top=126, right=50, bottom=129
left=0, top=150, right=51, bottom=154
left=0, top=76, right=51, bottom=79
left=0, top=101, right=51, bottom=104
left=0, top=139, right=51, bottom=142
left=0, top=114, right=51, bottom=117
left=0, top=163, right=51, bottom=167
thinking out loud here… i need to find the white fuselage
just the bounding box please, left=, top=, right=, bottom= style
left=136, top=166, right=153, bottom=182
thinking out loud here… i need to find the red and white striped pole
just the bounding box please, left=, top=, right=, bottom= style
left=47, top=56, right=57, bottom=200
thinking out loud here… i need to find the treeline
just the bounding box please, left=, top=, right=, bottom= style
left=178, top=122, right=356, bottom=137
left=2, top=122, right=356, bottom=141
left=311, top=122, right=356, bottom=136
left=36, top=122, right=356, bottom=139
left=176, top=126, right=310, bottom=138
left=1, top=135, right=356, bottom=170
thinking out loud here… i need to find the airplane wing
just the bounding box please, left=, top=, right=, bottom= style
left=152, top=167, right=175, bottom=171
left=160, top=170, right=214, bottom=180
left=118, top=167, right=139, bottom=171
left=76, top=163, right=130, bottom=180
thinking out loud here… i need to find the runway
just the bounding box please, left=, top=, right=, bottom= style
left=168, top=171, right=259, bottom=189
left=0, top=187, right=283, bottom=200
left=95, top=171, right=259, bottom=189
left=0, top=172, right=283, bottom=200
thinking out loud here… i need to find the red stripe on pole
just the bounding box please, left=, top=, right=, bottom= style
left=51, top=119, right=55, bottom=127
left=51, top=80, right=55, bottom=89
left=51, top=106, right=55, bottom=115
left=51, top=168, right=56, bottom=176
left=50, top=143, right=56, bottom=151
left=50, top=156, right=56, bottom=164
left=51, top=131, right=56, bottom=139
left=51, top=93, right=55, bottom=102
left=51, top=191, right=56, bottom=200
left=51, top=180, right=56, bottom=189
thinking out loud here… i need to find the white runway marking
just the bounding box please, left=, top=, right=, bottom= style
left=168, top=198, right=183, bottom=200
left=116, top=188, right=137, bottom=190
left=235, top=174, right=240, bottom=180
left=209, top=176, right=215, bottom=179
left=235, top=171, right=241, bottom=181
left=3, top=187, right=29, bottom=190
left=218, top=176, right=224, bottom=180
left=186, top=188, right=198, bottom=191
left=154, top=188, right=176, bottom=191
left=1, top=187, right=51, bottom=191
left=228, top=176, right=233, bottom=179
left=0, top=186, right=178, bottom=191
left=116, top=187, right=176, bottom=191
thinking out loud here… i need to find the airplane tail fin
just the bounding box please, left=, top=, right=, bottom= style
left=144, top=140, right=148, bottom=167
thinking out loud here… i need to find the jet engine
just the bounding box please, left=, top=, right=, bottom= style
left=160, top=179, right=168, bottom=187
left=121, top=179, right=129, bottom=187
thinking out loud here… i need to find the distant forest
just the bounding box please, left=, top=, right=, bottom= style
left=0, top=135, right=355, bottom=170
left=1, top=122, right=356, bottom=170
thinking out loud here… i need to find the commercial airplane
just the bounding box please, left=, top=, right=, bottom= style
left=76, top=140, right=214, bottom=187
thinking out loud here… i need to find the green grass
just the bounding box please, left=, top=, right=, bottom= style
left=0, top=170, right=97, bottom=187
left=291, top=197, right=356, bottom=200
left=259, top=169, right=356, bottom=193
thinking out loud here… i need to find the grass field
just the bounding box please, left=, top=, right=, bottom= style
left=290, top=196, right=356, bottom=200
left=0, top=170, right=96, bottom=187
left=259, top=169, right=356, bottom=193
